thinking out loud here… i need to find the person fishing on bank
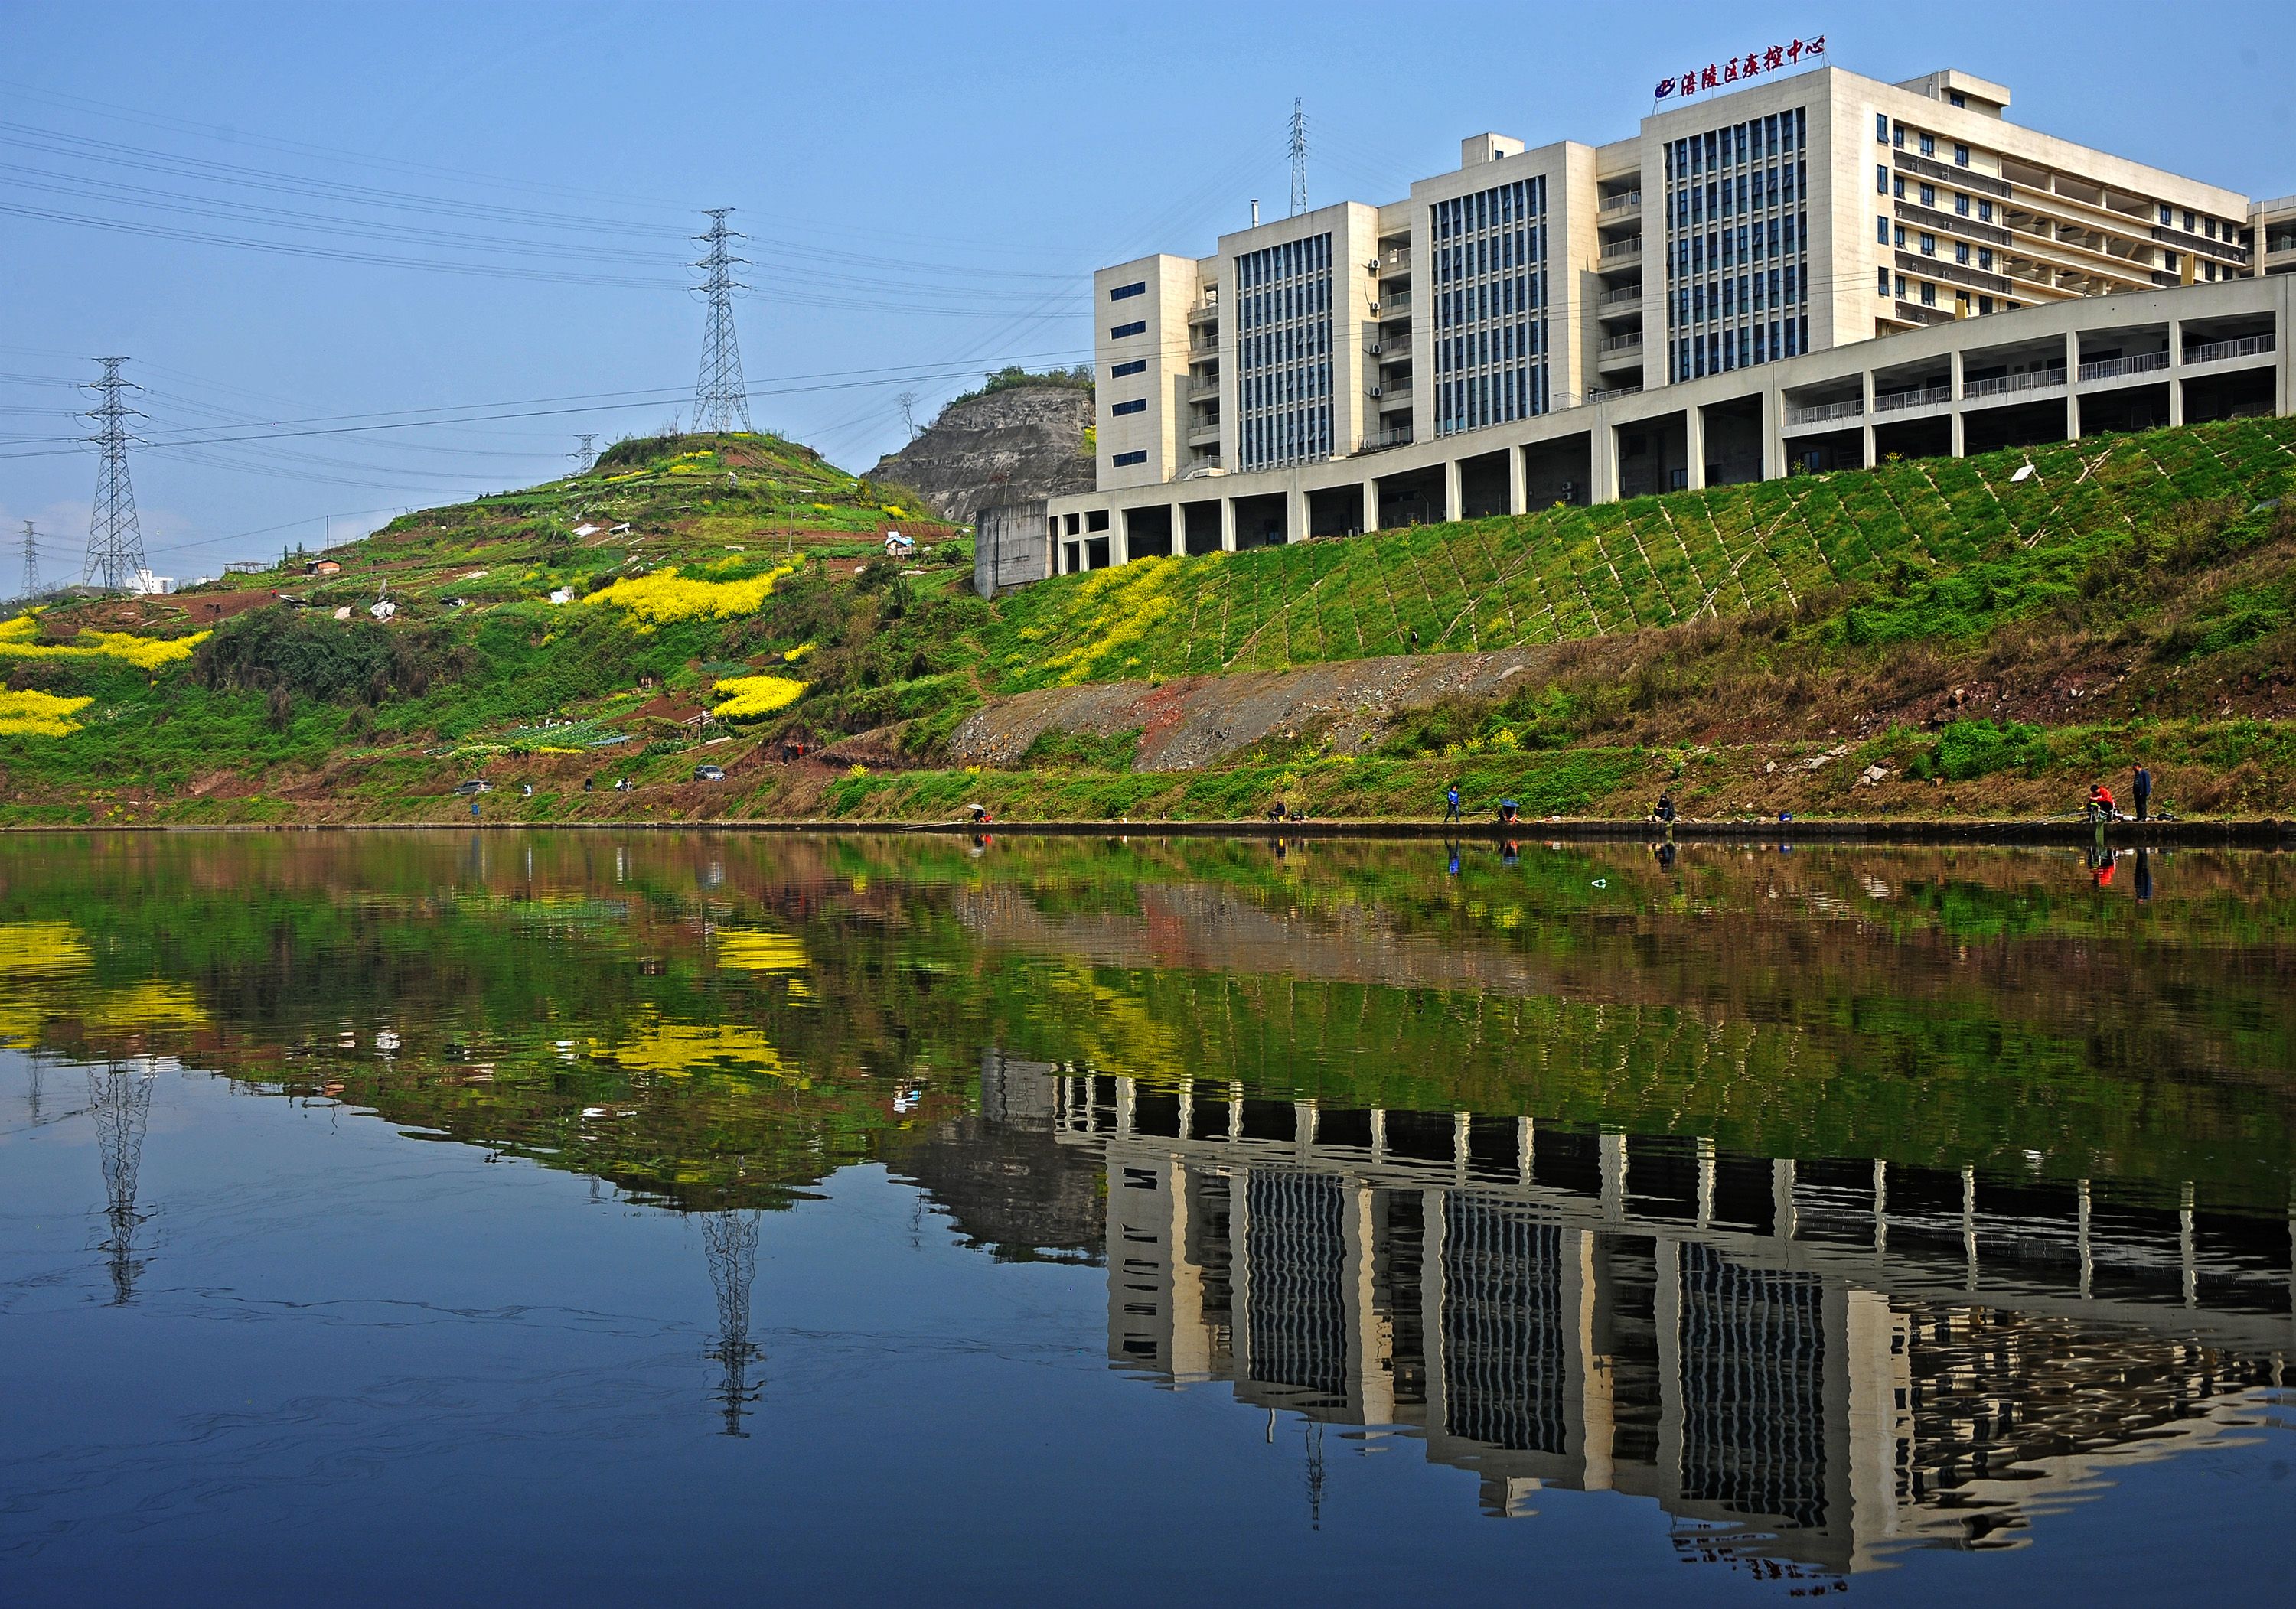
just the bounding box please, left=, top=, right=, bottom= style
left=1444, top=783, right=1463, bottom=822
left=2132, top=764, right=2152, bottom=822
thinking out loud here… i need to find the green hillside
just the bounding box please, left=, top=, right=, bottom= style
left=0, top=417, right=2290, bottom=826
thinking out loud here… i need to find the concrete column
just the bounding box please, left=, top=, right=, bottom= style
left=1760, top=377, right=1787, bottom=484
left=1949, top=350, right=1966, bottom=458
left=1166, top=1158, right=1211, bottom=1380
left=1873, top=1158, right=1888, bottom=1265
left=1654, top=1237, right=1684, bottom=1502
left=1113, top=512, right=1130, bottom=568
left=1505, top=444, right=1527, bottom=514
left=1695, top=1136, right=1716, bottom=1230
left=1229, top=1168, right=1252, bottom=1372
left=2167, top=318, right=2186, bottom=426
left=1441, top=459, right=1463, bottom=523
left=1593, top=424, right=1621, bottom=506
left=1773, top=1157, right=1797, bottom=1248
left=2065, top=331, right=2084, bottom=440
left=1452, top=1109, right=1471, bottom=1185
left=1295, top=1100, right=1318, bottom=1164
left=1176, top=1083, right=1193, bottom=1142
left=1169, top=502, right=1185, bottom=559
left=1346, top=1185, right=1394, bottom=1424
left=1684, top=406, right=1707, bottom=491
left=1517, top=1116, right=1534, bottom=1188
left=1116, top=1076, right=1136, bottom=1142
left=1228, top=1080, right=1244, bottom=1143
left=1860, top=368, right=1877, bottom=468
left=1219, top=498, right=1238, bottom=552
left=1600, top=1131, right=1627, bottom=1223
left=1362, top=479, right=1380, bottom=534
left=1369, top=1108, right=1387, bottom=1166
left=1420, top=1187, right=1448, bottom=1436
left=1285, top=483, right=1309, bottom=546
left=1573, top=1230, right=1615, bottom=1490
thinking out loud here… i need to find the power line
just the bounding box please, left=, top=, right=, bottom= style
left=692, top=210, right=753, bottom=433
left=81, top=357, right=149, bottom=592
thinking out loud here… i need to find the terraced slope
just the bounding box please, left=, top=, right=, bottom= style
left=982, top=418, right=2296, bottom=688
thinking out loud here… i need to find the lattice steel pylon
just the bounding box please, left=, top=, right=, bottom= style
left=702, top=1209, right=765, bottom=1435
left=18, top=520, right=37, bottom=601
left=691, top=210, right=754, bottom=435
left=1289, top=99, right=1309, bottom=217
left=89, top=1058, right=157, bottom=1306
left=80, top=357, right=148, bottom=593
left=572, top=433, right=600, bottom=473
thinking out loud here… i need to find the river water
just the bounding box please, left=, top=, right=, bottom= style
left=1, top=831, right=2290, bottom=1603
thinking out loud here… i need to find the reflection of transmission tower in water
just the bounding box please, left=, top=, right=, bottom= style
left=702, top=1210, right=765, bottom=1435
left=88, top=1059, right=157, bottom=1304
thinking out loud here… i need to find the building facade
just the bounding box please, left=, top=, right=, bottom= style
left=993, top=61, right=2287, bottom=591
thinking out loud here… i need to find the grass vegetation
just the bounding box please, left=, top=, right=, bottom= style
left=0, top=418, right=2291, bottom=824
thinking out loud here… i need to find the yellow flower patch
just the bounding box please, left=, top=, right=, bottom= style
left=0, top=617, right=207, bottom=670
left=0, top=689, right=96, bottom=737
left=579, top=562, right=795, bottom=623
left=711, top=674, right=807, bottom=718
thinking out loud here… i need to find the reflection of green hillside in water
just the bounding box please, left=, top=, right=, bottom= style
left=0, top=831, right=2290, bottom=1213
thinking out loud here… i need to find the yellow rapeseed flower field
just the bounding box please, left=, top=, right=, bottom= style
left=0, top=615, right=207, bottom=671
left=579, top=562, right=796, bottom=623
left=0, top=689, right=96, bottom=737
left=711, top=674, right=807, bottom=718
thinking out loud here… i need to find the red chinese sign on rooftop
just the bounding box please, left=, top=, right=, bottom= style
left=1655, top=37, right=1825, bottom=101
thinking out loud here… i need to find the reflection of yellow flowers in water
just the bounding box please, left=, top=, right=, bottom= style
left=716, top=930, right=808, bottom=972
left=0, top=922, right=210, bottom=1047
left=586, top=1017, right=793, bottom=1083
left=0, top=615, right=208, bottom=670
left=0, top=921, right=94, bottom=971
left=711, top=674, right=805, bottom=719
left=0, top=689, right=96, bottom=737
left=580, top=563, right=796, bottom=623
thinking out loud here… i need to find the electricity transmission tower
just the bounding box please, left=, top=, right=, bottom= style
left=702, top=1209, right=765, bottom=1435
left=18, top=520, right=37, bottom=601
left=89, top=1059, right=157, bottom=1306
left=691, top=210, right=754, bottom=435
left=572, top=433, right=599, bottom=472
left=1289, top=99, right=1309, bottom=216
left=80, top=357, right=148, bottom=593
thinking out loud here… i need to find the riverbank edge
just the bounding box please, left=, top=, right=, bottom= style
left=3, top=816, right=2288, bottom=846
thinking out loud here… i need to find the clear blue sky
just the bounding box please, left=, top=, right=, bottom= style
left=2, top=1, right=2288, bottom=578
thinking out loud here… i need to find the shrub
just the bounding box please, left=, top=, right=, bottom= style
left=1930, top=718, right=2051, bottom=781
left=192, top=609, right=468, bottom=705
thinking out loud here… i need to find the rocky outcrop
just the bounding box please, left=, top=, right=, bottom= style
left=869, top=386, right=1093, bottom=524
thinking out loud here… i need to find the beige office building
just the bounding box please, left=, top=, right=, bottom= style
left=1002, top=60, right=2284, bottom=584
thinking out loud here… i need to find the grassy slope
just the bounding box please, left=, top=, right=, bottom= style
left=1, top=419, right=2292, bottom=825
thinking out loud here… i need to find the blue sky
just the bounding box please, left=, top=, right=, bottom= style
left=2, top=1, right=2287, bottom=578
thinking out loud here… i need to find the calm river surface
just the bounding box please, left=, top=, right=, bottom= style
left=2, top=831, right=2291, bottom=1603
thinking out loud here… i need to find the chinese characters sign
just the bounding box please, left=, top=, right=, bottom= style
left=1655, top=37, right=1825, bottom=101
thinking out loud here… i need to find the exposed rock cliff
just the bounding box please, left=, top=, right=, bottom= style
left=869, top=386, right=1093, bottom=524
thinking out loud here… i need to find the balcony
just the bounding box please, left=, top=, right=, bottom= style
left=1357, top=427, right=1414, bottom=454
left=1963, top=366, right=2066, bottom=401
left=1893, top=200, right=2013, bottom=249
left=2187, top=333, right=2275, bottom=364
left=1186, top=422, right=1222, bottom=448
left=2077, top=350, right=2169, bottom=383
left=1894, top=300, right=1953, bottom=327
left=1893, top=149, right=2011, bottom=199
left=1374, top=291, right=1413, bottom=316
left=1596, top=283, right=1643, bottom=311
left=1371, top=381, right=1413, bottom=407
left=2151, top=224, right=2249, bottom=267
left=1596, top=331, right=1644, bottom=361
left=1783, top=397, right=1863, bottom=427
left=1186, top=298, right=1220, bottom=325
left=1186, top=377, right=1221, bottom=402
left=1599, top=236, right=1642, bottom=264
left=1583, top=383, right=1642, bottom=403
left=1600, top=190, right=1642, bottom=217
left=1378, top=246, right=1412, bottom=275
left=1873, top=383, right=1952, bottom=415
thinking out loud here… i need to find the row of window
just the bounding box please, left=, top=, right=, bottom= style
left=1671, top=161, right=1803, bottom=228
left=1879, top=115, right=1970, bottom=168
left=1676, top=213, right=1806, bottom=278
left=1109, top=279, right=1147, bottom=301
left=1433, top=179, right=1537, bottom=239
left=1671, top=267, right=1802, bottom=327
left=1236, top=233, right=1336, bottom=471
left=1673, top=319, right=1807, bottom=381
left=1435, top=227, right=1540, bottom=284
left=1880, top=217, right=2001, bottom=272
left=1111, top=357, right=1146, bottom=378
left=1665, top=109, right=1807, bottom=180
left=1112, top=448, right=1147, bottom=467
left=1110, top=319, right=1146, bottom=340
left=1440, top=275, right=1540, bottom=328
left=1880, top=169, right=1997, bottom=222
left=1439, top=367, right=1545, bottom=435
left=1437, top=324, right=1542, bottom=375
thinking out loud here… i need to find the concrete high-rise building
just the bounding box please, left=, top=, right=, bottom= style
left=994, top=57, right=2290, bottom=589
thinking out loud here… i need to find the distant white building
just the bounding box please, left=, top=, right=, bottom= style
left=125, top=568, right=174, bottom=595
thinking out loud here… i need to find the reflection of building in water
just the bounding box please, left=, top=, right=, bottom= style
left=88, top=1057, right=163, bottom=1306
left=1047, top=1066, right=2291, bottom=1576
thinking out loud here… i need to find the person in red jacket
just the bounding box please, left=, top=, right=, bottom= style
left=2087, top=783, right=2117, bottom=822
